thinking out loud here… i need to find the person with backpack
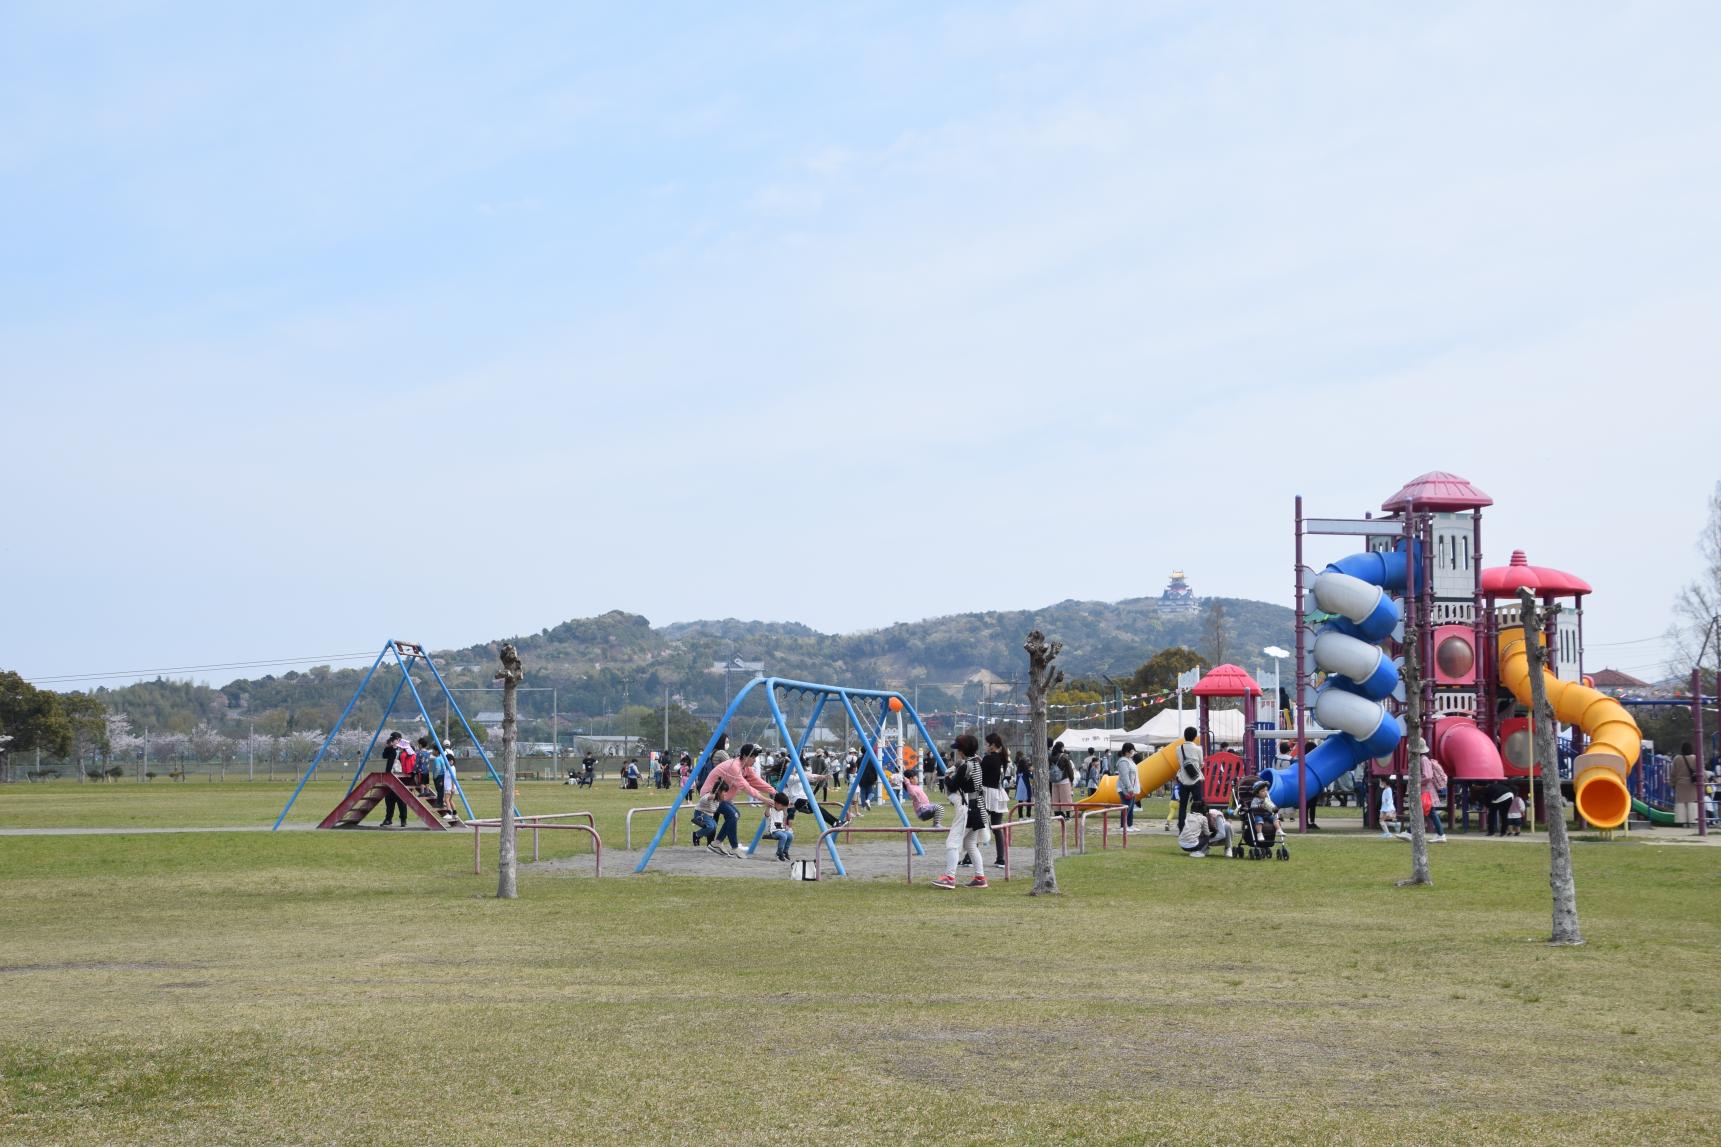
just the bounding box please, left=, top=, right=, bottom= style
left=932, top=733, right=989, bottom=890
left=1175, top=727, right=1205, bottom=832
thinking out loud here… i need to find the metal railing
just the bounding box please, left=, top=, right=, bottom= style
left=625, top=797, right=768, bottom=849
left=1007, top=803, right=1073, bottom=856
left=1077, top=805, right=1129, bottom=853
left=468, top=813, right=600, bottom=877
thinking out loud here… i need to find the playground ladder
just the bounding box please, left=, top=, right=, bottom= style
left=317, top=772, right=456, bottom=831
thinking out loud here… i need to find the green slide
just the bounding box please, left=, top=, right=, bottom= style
left=1631, top=797, right=1676, bottom=826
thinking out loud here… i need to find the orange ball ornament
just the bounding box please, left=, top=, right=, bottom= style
left=888, top=697, right=904, bottom=712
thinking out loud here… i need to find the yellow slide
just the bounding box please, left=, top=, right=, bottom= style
left=1075, top=741, right=1184, bottom=808
left=1496, top=625, right=1641, bottom=829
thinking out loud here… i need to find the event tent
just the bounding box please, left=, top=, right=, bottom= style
left=1054, top=706, right=1254, bottom=750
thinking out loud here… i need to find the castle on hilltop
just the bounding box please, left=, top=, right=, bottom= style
left=1157, top=570, right=1199, bottom=614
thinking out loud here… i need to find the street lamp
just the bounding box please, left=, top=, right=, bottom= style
left=1263, top=646, right=1290, bottom=732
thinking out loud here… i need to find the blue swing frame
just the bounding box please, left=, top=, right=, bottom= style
left=633, top=677, right=948, bottom=875
left=271, top=639, right=518, bottom=830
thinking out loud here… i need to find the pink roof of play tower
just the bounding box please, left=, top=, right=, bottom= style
left=1191, top=664, right=1264, bottom=698
left=1380, top=471, right=1494, bottom=512
left=1482, top=550, right=1592, bottom=598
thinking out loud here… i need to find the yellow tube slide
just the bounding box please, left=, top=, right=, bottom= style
left=1496, top=626, right=1641, bottom=829
left=1075, top=742, right=1183, bottom=809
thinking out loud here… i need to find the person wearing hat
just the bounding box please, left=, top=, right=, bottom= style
left=1247, top=778, right=1282, bottom=846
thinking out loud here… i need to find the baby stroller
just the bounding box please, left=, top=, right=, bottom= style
left=1232, top=777, right=1290, bottom=861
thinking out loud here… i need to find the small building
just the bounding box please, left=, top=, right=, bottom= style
left=1589, top=668, right=1650, bottom=696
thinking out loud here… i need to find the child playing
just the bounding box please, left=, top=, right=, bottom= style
left=690, top=780, right=726, bottom=848
left=901, top=766, right=944, bottom=828
left=1506, top=786, right=1526, bottom=837
left=761, top=792, right=794, bottom=861
left=1378, top=781, right=1408, bottom=839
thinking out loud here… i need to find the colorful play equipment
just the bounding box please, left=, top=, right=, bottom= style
left=1076, top=664, right=1264, bottom=811
left=1266, top=472, right=1641, bottom=832
left=632, top=677, right=948, bottom=875
left=272, top=639, right=513, bottom=831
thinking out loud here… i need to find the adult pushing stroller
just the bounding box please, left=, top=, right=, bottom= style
left=1233, top=777, right=1289, bottom=861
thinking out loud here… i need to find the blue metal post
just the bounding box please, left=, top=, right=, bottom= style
left=746, top=688, right=848, bottom=874
left=273, top=642, right=390, bottom=830
left=346, top=671, right=410, bottom=796
left=866, top=695, right=924, bottom=853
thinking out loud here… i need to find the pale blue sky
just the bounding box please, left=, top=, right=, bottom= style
left=6, top=2, right=1719, bottom=687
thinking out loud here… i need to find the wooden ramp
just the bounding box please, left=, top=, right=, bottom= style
left=318, top=772, right=455, bottom=830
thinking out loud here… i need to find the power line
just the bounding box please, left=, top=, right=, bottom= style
left=27, top=652, right=378, bottom=687
left=1587, top=634, right=1675, bottom=648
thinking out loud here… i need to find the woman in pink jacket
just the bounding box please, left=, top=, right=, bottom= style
left=700, top=743, right=779, bottom=857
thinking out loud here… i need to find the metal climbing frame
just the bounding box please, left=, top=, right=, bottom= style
left=632, top=677, right=949, bottom=875
left=271, top=639, right=518, bottom=830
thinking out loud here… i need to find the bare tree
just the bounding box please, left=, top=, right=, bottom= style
left=495, top=643, right=524, bottom=901
left=1024, top=630, right=1064, bottom=896
left=1519, top=589, right=1583, bottom=945
left=1669, top=480, right=1721, bottom=688
left=1397, top=583, right=1432, bottom=887
left=1203, top=601, right=1230, bottom=666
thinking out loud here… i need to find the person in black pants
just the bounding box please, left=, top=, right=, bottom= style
left=378, top=732, right=408, bottom=827
left=1175, top=728, right=1205, bottom=832
left=979, top=732, right=1011, bottom=868
left=1475, top=780, right=1512, bottom=835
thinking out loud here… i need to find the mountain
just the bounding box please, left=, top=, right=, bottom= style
left=85, top=595, right=1295, bottom=739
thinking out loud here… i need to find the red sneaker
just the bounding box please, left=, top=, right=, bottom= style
left=965, top=875, right=989, bottom=889
left=931, top=874, right=957, bottom=890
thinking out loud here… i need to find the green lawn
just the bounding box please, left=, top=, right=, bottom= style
left=1, top=782, right=1717, bottom=1145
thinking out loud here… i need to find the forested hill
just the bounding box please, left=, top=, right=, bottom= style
left=87, top=595, right=1294, bottom=739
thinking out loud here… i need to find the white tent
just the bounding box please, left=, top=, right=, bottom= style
left=1049, top=726, right=1122, bottom=752
left=1124, top=707, right=1251, bottom=746
left=1055, top=707, right=1252, bottom=750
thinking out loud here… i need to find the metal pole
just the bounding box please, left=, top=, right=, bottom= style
left=1294, top=495, right=1308, bottom=832
left=1695, top=667, right=1707, bottom=838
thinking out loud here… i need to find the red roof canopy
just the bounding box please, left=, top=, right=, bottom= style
left=1380, top=471, right=1494, bottom=512
left=1191, top=663, right=1263, bottom=697
left=1482, top=550, right=1591, bottom=598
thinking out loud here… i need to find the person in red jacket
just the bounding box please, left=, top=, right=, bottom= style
left=699, top=743, right=778, bottom=857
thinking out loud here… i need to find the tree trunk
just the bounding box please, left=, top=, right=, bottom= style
left=495, top=643, right=524, bottom=901
left=1024, top=630, right=1063, bottom=896
left=1519, top=589, right=1582, bottom=945
left=1398, top=518, right=1432, bottom=886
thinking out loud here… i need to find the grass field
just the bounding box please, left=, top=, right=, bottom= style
left=2, top=782, right=1717, bottom=1146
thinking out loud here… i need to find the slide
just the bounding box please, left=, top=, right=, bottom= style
left=1075, top=740, right=1185, bottom=808
left=1433, top=716, right=1504, bottom=780
left=1496, top=625, right=1641, bottom=829
left=1632, top=797, right=1676, bottom=827
left=1261, top=550, right=1406, bottom=808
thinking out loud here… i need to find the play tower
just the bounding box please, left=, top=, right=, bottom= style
left=1264, top=472, right=1641, bottom=831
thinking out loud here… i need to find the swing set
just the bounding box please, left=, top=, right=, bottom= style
left=271, top=639, right=516, bottom=830
left=633, top=677, right=947, bottom=875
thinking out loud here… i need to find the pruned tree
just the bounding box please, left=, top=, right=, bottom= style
left=1024, top=630, right=1064, bottom=896
left=1520, top=589, right=1582, bottom=945
left=1397, top=551, right=1432, bottom=887
left=1669, top=480, right=1721, bottom=673
left=1202, top=601, right=1230, bottom=667
left=495, top=643, right=524, bottom=900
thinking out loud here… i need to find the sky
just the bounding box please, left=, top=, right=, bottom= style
left=5, top=1, right=1719, bottom=690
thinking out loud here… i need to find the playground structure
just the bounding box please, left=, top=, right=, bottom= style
left=273, top=639, right=514, bottom=831
left=1075, top=663, right=1262, bottom=811
left=632, top=677, right=948, bottom=876
left=1260, top=472, right=1649, bottom=833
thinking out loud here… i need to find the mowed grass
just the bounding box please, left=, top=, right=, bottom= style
left=0, top=784, right=1717, bottom=1146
